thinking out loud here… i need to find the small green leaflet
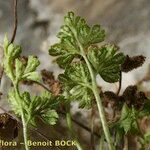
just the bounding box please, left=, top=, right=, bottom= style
left=49, top=42, right=78, bottom=68
left=3, top=36, right=22, bottom=80
left=16, top=55, right=40, bottom=82
left=3, top=37, right=41, bottom=82
left=24, top=56, right=40, bottom=73
left=59, top=63, right=93, bottom=108
left=119, top=104, right=139, bottom=134
left=15, top=58, right=25, bottom=80
left=8, top=90, right=60, bottom=126
left=41, top=110, right=59, bottom=125
left=3, top=36, right=22, bottom=59
left=28, top=91, right=60, bottom=126
left=8, top=90, right=21, bottom=115
left=87, top=44, right=125, bottom=83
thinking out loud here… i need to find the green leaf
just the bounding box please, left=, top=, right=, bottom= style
left=70, top=85, right=93, bottom=108
left=3, top=35, right=9, bottom=53
left=9, top=90, right=60, bottom=126
left=24, top=55, right=40, bottom=74
left=20, top=55, right=41, bottom=82
left=3, top=36, right=59, bottom=127
left=41, top=110, right=59, bottom=125
left=22, top=72, right=41, bottom=82
left=28, top=91, right=60, bottom=126
left=15, top=58, right=25, bottom=80
left=120, top=103, right=130, bottom=121
left=49, top=12, right=105, bottom=68
left=3, top=58, right=14, bottom=81
left=62, top=12, right=105, bottom=47
left=8, top=90, right=21, bottom=115
left=59, top=63, right=93, bottom=108
left=3, top=37, right=40, bottom=83
left=3, top=36, right=22, bottom=59
left=11, top=45, right=22, bottom=59
left=119, top=104, right=132, bottom=133
left=8, top=91, right=31, bottom=118
left=22, top=91, right=31, bottom=112
left=119, top=104, right=139, bottom=134
left=3, top=37, right=22, bottom=81
left=49, top=40, right=78, bottom=68
left=7, top=44, right=22, bottom=59
left=121, top=116, right=132, bottom=134
left=87, top=44, right=125, bottom=83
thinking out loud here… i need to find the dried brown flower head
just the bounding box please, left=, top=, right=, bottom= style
left=101, top=85, right=147, bottom=110
left=101, top=91, right=119, bottom=107
left=41, top=69, right=61, bottom=96
left=120, top=85, right=147, bottom=109
left=121, top=55, right=146, bottom=72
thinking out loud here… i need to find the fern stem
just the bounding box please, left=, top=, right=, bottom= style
left=73, top=31, right=114, bottom=150
left=91, top=103, right=95, bottom=150
left=21, top=110, right=30, bottom=150
left=66, top=112, right=83, bottom=150
left=83, top=54, right=114, bottom=150
left=14, top=84, right=30, bottom=150
left=99, top=134, right=105, bottom=150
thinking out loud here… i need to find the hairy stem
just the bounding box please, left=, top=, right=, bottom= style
left=14, top=83, right=30, bottom=150
left=73, top=30, right=114, bottom=150
left=66, top=112, right=83, bottom=150
left=21, top=110, right=29, bottom=150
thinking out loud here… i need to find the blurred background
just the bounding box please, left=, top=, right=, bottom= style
left=0, top=0, right=150, bottom=150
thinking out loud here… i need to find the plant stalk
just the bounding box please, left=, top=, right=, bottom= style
left=83, top=54, right=114, bottom=150
left=91, top=104, right=95, bottom=150
left=14, top=83, right=30, bottom=150
left=99, top=134, right=105, bottom=150
left=73, top=32, right=114, bottom=150
left=21, top=110, right=30, bottom=150
left=66, top=112, right=83, bottom=150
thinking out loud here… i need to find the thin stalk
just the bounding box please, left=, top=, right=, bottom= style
left=21, top=110, right=30, bottom=150
left=84, top=55, right=114, bottom=150
left=99, top=134, right=105, bottom=150
left=14, top=83, right=30, bottom=150
left=116, top=71, right=122, bottom=95
left=66, top=112, right=83, bottom=150
left=73, top=30, right=114, bottom=150
left=90, top=104, right=95, bottom=150
left=11, top=0, right=18, bottom=43
left=92, top=83, right=114, bottom=150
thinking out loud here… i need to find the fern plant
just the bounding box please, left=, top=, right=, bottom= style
left=2, top=11, right=149, bottom=150
left=49, top=12, right=125, bottom=150
left=3, top=36, right=60, bottom=150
